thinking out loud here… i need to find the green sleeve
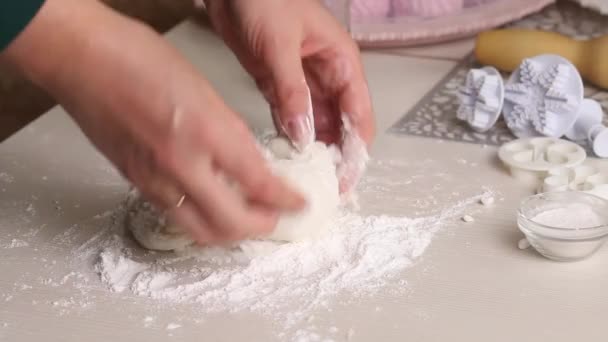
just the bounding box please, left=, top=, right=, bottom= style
left=0, top=0, right=46, bottom=51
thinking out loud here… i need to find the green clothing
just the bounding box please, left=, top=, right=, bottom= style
left=0, top=0, right=46, bottom=51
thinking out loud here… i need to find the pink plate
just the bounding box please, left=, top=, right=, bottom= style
left=327, top=0, right=554, bottom=48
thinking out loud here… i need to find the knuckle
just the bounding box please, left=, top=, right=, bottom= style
left=246, top=171, right=274, bottom=196
left=277, top=83, right=308, bottom=105
left=168, top=107, right=217, bottom=155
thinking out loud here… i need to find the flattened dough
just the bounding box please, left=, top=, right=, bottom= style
left=126, top=137, right=341, bottom=251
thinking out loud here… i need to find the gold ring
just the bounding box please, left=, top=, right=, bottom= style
left=176, top=194, right=186, bottom=208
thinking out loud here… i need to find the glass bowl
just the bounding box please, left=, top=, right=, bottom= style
left=518, top=192, right=608, bottom=262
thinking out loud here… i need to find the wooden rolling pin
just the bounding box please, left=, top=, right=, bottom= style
left=475, top=29, right=608, bottom=90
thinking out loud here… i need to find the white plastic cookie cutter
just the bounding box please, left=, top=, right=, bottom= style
left=498, top=137, right=586, bottom=182
left=503, top=55, right=584, bottom=138
left=541, top=163, right=608, bottom=200
left=565, top=99, right=608, bottom=158
left=457, top=66, right=505, bottom=132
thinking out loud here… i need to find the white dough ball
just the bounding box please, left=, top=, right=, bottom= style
left=126, top=198, right=193, bottom=251
left=265, top=137, right=341, bottom=242
left=127, top=137, right=341, bottom=250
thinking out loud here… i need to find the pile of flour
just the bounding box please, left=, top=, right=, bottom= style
left=0, top=151, right=494, bottom=339
left=95, top=191, right=489, bottom=329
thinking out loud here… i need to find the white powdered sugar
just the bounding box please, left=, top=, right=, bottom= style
left=531, top=203, right=604, bottom=229
left=3, top=239, right=29, bottom=249
left=95, top=192, right=488, bottom=330
left=96, top=243, right=148, bottom=293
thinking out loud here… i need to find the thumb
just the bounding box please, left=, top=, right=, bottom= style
left=264, top=39, right=315, bottom=151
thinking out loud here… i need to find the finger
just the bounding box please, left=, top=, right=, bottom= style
left=123, top=144, right=182, bottom=211
left=173, top=156, right=281, bottom=241
left=167, top=199, right=216, bottom=245
left=206, top=0, right=267, bottom=77
left=303, top=57, right=371, bottom=193
left=122, top=142, right=219, bottom=244
left=334, top=55, right=374, bottom=192
left=133, top=175, right=216, bottom=245
left=310, top=96, right=341, bottom=145
left=303, top=16, right=375, bottom=146
left=164, top=84, right=305, bottom=212
left=302, top=42, right=373, bottom=192
left=338, top=70, right=375, bottom=146
left=209, top=116, right=306, bottom=211
left=336, top=119, right=370, bottom=193
left=262, top=32, right=315, bottom=151
left=137, top=179, right=217, bottom=245
left=323, top=43, right=375, bottom=145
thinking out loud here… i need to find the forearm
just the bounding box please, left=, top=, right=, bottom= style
left=1, top=0, right=146, bottom=90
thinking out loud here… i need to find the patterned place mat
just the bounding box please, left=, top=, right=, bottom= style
left=389, top=1, right=608, bottom=148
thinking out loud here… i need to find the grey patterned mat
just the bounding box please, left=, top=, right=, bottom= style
left=389, top=2, right=608, bottom=148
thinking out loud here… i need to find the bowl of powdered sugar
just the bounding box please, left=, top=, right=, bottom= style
left=518, top=192, right=608, bottom=261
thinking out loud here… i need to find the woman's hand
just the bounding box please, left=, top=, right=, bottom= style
left=2, top=0, right=304, bottom=244
left=205, top=0, right=376, bottom=192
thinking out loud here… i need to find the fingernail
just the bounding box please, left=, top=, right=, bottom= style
left=282, top=115, right=314, bottom=151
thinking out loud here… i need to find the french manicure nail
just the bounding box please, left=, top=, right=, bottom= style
left=283, top=115, right=314, bottom=151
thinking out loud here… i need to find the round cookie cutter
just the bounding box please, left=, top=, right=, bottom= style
left=498, top=137, right=586, bottom=182
left=457, top=67, right=505, bottom=133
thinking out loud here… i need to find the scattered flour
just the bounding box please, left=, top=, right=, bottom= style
left=94, top=191, right=489, bottom=332
left=166, top=323, right=181, bottom=330
left=2, top=239, right=29, bottom=249
left=462, top=215, right=474, bottom=223
left=480, top=195, right=495, bottom=207
left=0, top=173, right=14, bottom=183
left=96, top=245, right=148, bottom=293
left=347, top=328, right=355, bottom=340
left=143, top=316, right=155, bottom=327
left=292, top=329, right=330, bottom=342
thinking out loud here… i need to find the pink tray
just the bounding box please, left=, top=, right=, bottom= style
left=327, top=0, right=554, bottom=48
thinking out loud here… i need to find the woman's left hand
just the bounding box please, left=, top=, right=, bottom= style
left=205, top=0, right=375, bottom=192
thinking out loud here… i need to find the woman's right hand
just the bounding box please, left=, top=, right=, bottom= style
left=2, top=0, right=304, bottom=244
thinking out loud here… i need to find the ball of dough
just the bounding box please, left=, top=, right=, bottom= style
left=126, top=196, right=193, bottom=251
left=126, top=137, right=341, bottom=250
left=265, top=137, right=341, bottom=242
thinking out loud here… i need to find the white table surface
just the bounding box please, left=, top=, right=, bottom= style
left=1, top=20, right=608, bottom=342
